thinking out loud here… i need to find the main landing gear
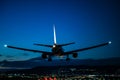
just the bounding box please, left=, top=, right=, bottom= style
left=66, top=55, right=70, bottom=61
left=48, top=56, right=52, bottom=61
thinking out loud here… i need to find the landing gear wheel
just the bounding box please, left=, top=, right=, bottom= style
left=66, top=58, right=70, bottom=61
left=48, top=58, right=52, bottom=61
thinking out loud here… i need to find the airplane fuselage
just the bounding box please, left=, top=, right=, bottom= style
left=52, top=44, right=64, bottom=56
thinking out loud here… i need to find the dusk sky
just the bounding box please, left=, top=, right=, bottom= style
left=0, top=0, right=120, bottom=61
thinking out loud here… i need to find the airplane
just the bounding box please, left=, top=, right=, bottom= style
left=4, top=25, right=111, bottom=61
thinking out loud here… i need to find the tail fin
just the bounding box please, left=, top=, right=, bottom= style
left=53, top=25, right=57, bottom=44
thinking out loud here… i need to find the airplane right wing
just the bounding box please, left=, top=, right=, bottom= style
left=4, top=45, right=51, bottom=55
left=64, top=41, right=111, bottom=55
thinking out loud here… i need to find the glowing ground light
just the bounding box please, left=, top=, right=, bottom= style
left=4, top=44, right=8, bottom=47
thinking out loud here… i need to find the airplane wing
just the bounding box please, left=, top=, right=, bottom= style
left=64, top=41, right=111, bottom=55
left=4, top=45, right=51, bottom=55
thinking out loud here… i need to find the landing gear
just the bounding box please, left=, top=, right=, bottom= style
left=66, top=55, right=70, bottom=61
left=66, top=57, right=70, bottom=61
left=48, top=56, right=52, bottom=61
left=48, top=58, right=52, bottom=61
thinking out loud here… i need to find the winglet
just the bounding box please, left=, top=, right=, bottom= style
left=4, top=44, right=8, bottom=47
left=53, top=24, right=57, bottom=44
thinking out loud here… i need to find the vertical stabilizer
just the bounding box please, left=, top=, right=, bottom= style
left=53, top=25, right=57, bottom=44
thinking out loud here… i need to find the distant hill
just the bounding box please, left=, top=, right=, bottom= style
left=0, top=57, right=120, bottom=70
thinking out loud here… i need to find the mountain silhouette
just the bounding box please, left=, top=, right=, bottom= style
left=0, top=57, right=120, bottom=70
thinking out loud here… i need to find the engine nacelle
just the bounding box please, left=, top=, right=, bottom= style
left=42, top=54, right=47, bottom=59
left=72, top=53, right=78, bottom=58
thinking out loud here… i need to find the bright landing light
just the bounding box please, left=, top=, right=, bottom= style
left=53, top=45, right=56, bottom=48
left=108, top=41, right=112, bottom=44
left=4, top=44, right=8, bottom=47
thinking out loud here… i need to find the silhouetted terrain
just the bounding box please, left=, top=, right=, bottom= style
left=0, top=57, right=120, bottom=72
left=4, top=65, right=120, bottom=75
left=0, top=57, right=120, bottom=69
left=0, top=57, right=120, bottom=80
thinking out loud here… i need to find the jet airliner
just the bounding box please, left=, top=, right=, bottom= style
left=4, top=25, right=111, bottom=61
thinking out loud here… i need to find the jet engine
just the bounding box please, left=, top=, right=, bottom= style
left=42, top=54, right=47, bottom=59
left=72, top=53, right=78, bottom=58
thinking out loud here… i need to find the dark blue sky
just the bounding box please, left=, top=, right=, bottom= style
left=0, top=0, right=120, bottom=61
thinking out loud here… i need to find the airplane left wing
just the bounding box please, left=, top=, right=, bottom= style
left=64, top=41, right=111, bottom=55
left=4, top=45, right=51, bottom=55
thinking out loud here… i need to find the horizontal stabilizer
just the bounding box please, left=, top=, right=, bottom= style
left=34, top=43, right=53, bottom=47
left=59, top=42, right=75, bottom=46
